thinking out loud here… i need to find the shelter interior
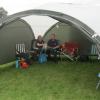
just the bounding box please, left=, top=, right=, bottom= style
left=0, top=15, right=98, bottom=64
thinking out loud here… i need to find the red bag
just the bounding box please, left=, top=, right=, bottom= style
left=20, top=61, right=29, bottom=69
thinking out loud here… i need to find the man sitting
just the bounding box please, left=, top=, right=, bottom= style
left=47, top=33, right=60, bottom=62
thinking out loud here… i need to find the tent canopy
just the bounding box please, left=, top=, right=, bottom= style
left=0, top=3, right=100, bottom=64
left=38, top=3, right=100, bottom=35
left=22, top=15, right=58, bottom=38
left=0, top=19, right=34, bottom=64
left=0, top=3, right=100, bottom=43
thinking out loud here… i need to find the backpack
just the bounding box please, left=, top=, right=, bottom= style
left=38, top=49, right=47, bottom=63
left=20, top=61, right=29, bottom=69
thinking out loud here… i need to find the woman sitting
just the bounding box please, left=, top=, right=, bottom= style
left=35, top=35, right=44, bottom=50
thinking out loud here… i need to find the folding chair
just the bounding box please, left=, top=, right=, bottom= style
left=47, top=47, right=61, bottom=63
left=15, top=43, right=26, bottom=68
left=96, top=73, right=100, bottom=90
left=30, top=39, right=41, bottom=60
left=59, top=42, right=79, bottom=61
left=16, top=43, right=26, bottom=53
left=15, top=43, right=30, bottom=68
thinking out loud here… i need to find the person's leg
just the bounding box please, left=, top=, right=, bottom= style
left=53, top=49, right=58, bottom=63
left=46, top=49, right=51, bottom=61
left=49, top=48, right=58, bottom=63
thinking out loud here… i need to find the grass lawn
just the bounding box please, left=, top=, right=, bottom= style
left=0, top=61, right=100, bottom=100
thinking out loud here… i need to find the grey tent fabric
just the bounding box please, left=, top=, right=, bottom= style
left=44, top=22, right=93, bottom=55
left=0, top=6, right=100, bottom=64
left=0, top=19, right=34, bottom=64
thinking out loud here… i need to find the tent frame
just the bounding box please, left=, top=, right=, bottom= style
left=0, top=10, right=96, bottom=40
left=0, top=9, right=100, bottom=56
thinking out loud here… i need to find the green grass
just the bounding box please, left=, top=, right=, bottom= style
left=0, top=61, right=15, bottom=69
left=0, top=61, right=100, bottom=100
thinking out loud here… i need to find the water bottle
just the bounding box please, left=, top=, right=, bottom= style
left=16, top=58, right=19, bottom=69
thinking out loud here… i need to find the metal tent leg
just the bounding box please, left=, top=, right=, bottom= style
left=96, top=79, right=100, bottom=90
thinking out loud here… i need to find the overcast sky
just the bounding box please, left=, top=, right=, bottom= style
left=0, top=0, right=99, bottom=14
